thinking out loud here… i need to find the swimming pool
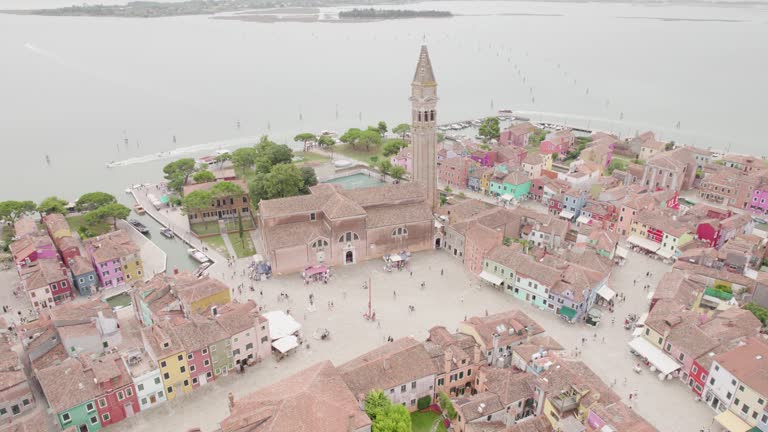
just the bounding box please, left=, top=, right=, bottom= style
left=324, top=173, right=383, bottom=190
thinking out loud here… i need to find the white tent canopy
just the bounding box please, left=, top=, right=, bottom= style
left=479, top=271, right=504, bottom=285
left=576, top=215, right=591, bottom=224
left=596, top=285, right=616, bottom=301
left=272, top=335, right=299, bottom=353
left=500, top=194, right=514, bottom=202
left=263, top=311, right=302, bottom=340
left=559, top=210, right=575, bottom=220
left=615, top=246, right=628, bottom=259
left=627, top=337, right=681, bottom=376
left=627, top=235, right=661, bottom=253
left=656, top=248, right=675, bottom=259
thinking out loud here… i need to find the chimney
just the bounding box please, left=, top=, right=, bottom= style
left=227, top=392, right=235, bottom=411
left=383, top=358, right=390, bottom=370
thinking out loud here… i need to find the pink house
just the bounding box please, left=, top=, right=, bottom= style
left=85, top=231, right=141, bottom=289
left=390, top=146, right=413, bottom=173
left=463, top=222, right=502, bottom=274
left=498, top=122, right=535, bottom=147
left=539, top=129, right=576, bottom=159
left=469, top=150, right=496, bottom=167
left=750, top=188, right=768, bottom=214
left=439, top=157, right=472, bottom=188
left=173, top=319, right=224, bottom=388
left=9, top=234, right=57, bottom=269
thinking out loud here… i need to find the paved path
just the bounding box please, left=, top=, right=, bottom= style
left=109, top=249, right=715, bottom=432
left=218, top=221, right=237, bottom=258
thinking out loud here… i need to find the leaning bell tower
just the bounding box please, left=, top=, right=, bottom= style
left=410, top=45, right=438, bottom=212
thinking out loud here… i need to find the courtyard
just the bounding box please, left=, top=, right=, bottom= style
left=109, top=248, right=716, bottom=432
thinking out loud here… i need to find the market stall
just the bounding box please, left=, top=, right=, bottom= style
left=302, top=264, right=330, bottom=284
left=383, top=251, right=411, bottom=272
left=272, top=335, right=300, bottom=361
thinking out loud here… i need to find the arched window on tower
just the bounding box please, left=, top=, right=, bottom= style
left=430, top=110, right=435, bottom=121
left=418, top=111, right=422, bottom=122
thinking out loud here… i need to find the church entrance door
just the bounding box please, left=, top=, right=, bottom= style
left=345, top=250, right=354, bottom=264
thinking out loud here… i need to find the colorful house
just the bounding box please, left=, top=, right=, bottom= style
left=469, top=149, right=497, bottom=167
left=521, top=153, right=544, bottom=179
left=182, top=179, right=252, bottom=226
left=439, top=156, right=473, bottom=189
left=490, top=171, right=531, bottom=200
left=20, top=258, right=73, bottom=311
left=43, top=213, right=82, bottom=268
left=390, top=146, right=413, bottom=173
left=122, top=349, right=167, bottom=412
left=173, top=274, right=231, bottom=316
left=85, top=230, right=143, bottom=289
left=214, top=301, right=271, bottom=370
left=173, top=320, right=225, bottom=388
left=90, top=354, right=140, bottom=428
left=9, top=234, right=57, bottom=269
left=36, top=357, right=102, bottom=432
left=70, top=255, right=98, bottom=296
left=499, top=122, right=535, bottom=147
left=141, top=322, right=192, bottom=401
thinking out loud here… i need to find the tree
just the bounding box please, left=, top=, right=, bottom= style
left=478, top=117, right=500, bottom=142
left=364, top=390, right=390, bottom=421
left=254, top=137, right=293, bottom=174
left=377, top=121, right=388, bottom=136
left=37, top=196, right=68, bottom=216
left=357, top=129, right=382, bottom=152
left=390, top=165, right=406, bottom=182
left=163, top=158, right=196, bottom=193
left=182, top=190, right=213, bottom=228
left=372, top=404, right=411, bottom=432
left=231, top=147, right=259, bottom=173
left=503, top=236, right=512, bottom=246
left=0, top=201, right=36, bottom=224
left=192, top=170, right=216, bottom=184
left=210, top=181, right=244, bottom=198
left=299, top=167, right=318, bottom=193
left=294, top=133, right=317, bottom=152
left=85, top=203, right=130, bottom=229
left=382, top=139, right=407, bottom=157
left=75, top=192, right=116, bottom=212
left=377, top=160, right=392, bottom=181
left=607, top=159, right=627, bottom=174
left=392, top=123, right=410, bottom=139
left=340, top=128, right=362, bottom=149
left=438, top=392, right=457, bottom=419
left=665, top=141, right=675, bottom=151
left=214, top=152, right=231, bottom=168
left=318, top=135, right=336, bottom=149
left=369, top=156, right=379, bottom=165
left=263, top=164, right=304, bottom=199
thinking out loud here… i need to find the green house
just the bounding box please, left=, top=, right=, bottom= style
left=210, top=337, right=234, bottom=376
left=58, top=401, right=102, bottom=432
left=36, top=358, right=103, bottom=432
left=500, top=171, right=531, bottom=199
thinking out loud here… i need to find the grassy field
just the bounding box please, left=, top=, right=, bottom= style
left=294, top=151, right=330, bottom=165
left=191, top=222, right=221, bottom=236
left=326, top=143, right=384, bottom=165
left=67, top=214, right=113, bottom=238
left=411, top=411, right=447, bottom=432
left=224, top=218, right=255, bottom=232
left=227, top=232, right=256, bottom=258
left=203, top=235, right=230, bottom=258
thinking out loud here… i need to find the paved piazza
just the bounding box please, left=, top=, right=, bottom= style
left=111, top=249, right=715, bottom=432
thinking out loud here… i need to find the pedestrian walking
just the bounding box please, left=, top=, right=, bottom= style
left=440, top=269, right=444, bottom=276
left=460, top=296, right=464, bottom=303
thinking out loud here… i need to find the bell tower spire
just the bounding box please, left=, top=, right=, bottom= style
left=410, top=45, right=438, bottom=212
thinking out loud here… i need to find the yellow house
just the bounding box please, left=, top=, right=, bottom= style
left=540, top=153, right=553, bottom=170
left=479, top=168, right=494, bottom=195
left=121, top=252, right=145, bottom=284
left=174, top=275, right=231, bottom=315
left=541, top=385, right=590, bottom=428
left=142, top=323, right=192, bottom=401
left=641, top=325, right=666, bottom=349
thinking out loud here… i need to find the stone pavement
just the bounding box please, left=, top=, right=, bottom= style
left=218, top=221, right=237, bottom=258
left=116, top=219, right=167, bottom=279
left=110, top=249, right=716, bottom=432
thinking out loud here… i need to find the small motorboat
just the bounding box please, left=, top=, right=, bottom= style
left=128, top=219, right=150, bottom=234
left=160, top=228, right=174, bottom=239
left=133, top=204, right=146, bottom=215
left=188, top=248, right=210, bottom=263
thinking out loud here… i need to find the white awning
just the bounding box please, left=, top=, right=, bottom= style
left=714, top=410, right=752, bottom=432
left=656, top=248, right=675, bottom=259
left=479, top=271, right=504, bottom=285
left=615, top=246, right=628, bottom=259
left=263, top=311, right=302, bottom=340
left=272, top=335, right=299, bottom=353
left=596, top=285, right=616, bottom=301
left=559, top=210, right=575, bottom=220
left=576, top=215, right=591, bottom=224
left=500, top=194, right=514, bottom=201
left=627, top=337, right=680, bottom=376
left=627, top=235, right=661, bottom=252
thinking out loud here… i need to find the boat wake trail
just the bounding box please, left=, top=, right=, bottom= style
left=106, top=136, right=261, bottom=168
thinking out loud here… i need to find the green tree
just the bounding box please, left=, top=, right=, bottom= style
left=163, top=158, right=196, bottom=193
left=392, top=123, right=410, bottom=139
left=372, top=404, right=411, bottom=432
left=665, top=141, right=675, bottom=151
left=607, top=158, right=627, bottom=174
left=369, top=156, right=379, bottom=165
left=340, top=128, right=362, bottom=149
left=364, top=390, right=390, bottom=422
left=263, top=164, right=304, bottom=199
left=357, top=129, right=382, bottom=152
left=294, top=133, right=317, bottom=152
left=85, top=203, right=130, bottom=229
left=254, top=137, right=293, bottom=174
left=210, top=181, right=244, bottom=198
left=438, top=391, right=457, bottom=419
left=182, top=190, right=213, bottom=228
left=390, top=165, right=406, bottom=181
left=478, top=117, right=500, bottom=142
left=503, top=236, right=512, bottom=246
left=318, top=135, right=336, bottom=149
left=214, top=152, right=231, bottom=168
left=377, top=121, right=388, bottom=136
left=192, top=170, right=216, bottom=184
left=37, top=196, right=68, bottom=216
left=231, top=147, right=259, bottom=173
left=0, top=201, right=36, bottom=224
left=75, top=192, right=116, bottom=212
left=299, top=167, right=318, bottom=193
left=382, top=139, right=408, bottom=157
left=377, top=159, right=392, bottom=181
left=745, top=303, right=768, bottom=326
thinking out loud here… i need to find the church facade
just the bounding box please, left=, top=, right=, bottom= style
left=257, top=46, right=439, bottom=274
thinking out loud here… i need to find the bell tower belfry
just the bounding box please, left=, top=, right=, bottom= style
left=410, top=45, right=438, bottom=212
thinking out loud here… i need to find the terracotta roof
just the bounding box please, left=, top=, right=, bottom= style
left=480, top=366, right=536, bottom=406
left=84, top=230, right=139, bottom=263
left=267, top=221, right=328, bottom=250
left=0, top=410, right=49, bottom=432
left=342, top=182, right=426, bottom=207
left=142, top=321, right=185, bottom=359
left=218, top=361, right=370, bottom=432
left=338, top=337, right=436, bottom=396
left=172, top=319, right=229, bottom=353
left=213, top=301, right=261, bottom=337
left=35, top=357, right=100, bottom=413
left=13, top=217, right=38, bottom=238
left=465, top=417, right=553, bottom=432
left=507, top=122, right=536, bottom=137
left=714, top=337, right=768, bottom=396
left=50, top=298, right=114, bottom=323
left=69, top=255, right=94, bottom=276
left=460, top=310, right=544, bottom=349
left=42, top=214, right=70, bottom=238
left=456, top=392, right=504, bottom=422
left=173, top=274, right=230, bottom=306
left=20, top=259, right=66, bottom=291
left=502, top=171, right=530, bottom=185
left=641, top=139, right=666, bottom=152
left=437, top=199, right=495, bottom=224
left=646, top=147, right=695, bottom=171
left=366, top=202, right=433, bottom=228
left=182, top=179, right=247, bottom=195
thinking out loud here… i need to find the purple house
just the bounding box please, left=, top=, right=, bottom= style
left=751, top=188, right=768, bottom=214
left=9, top=234, right=58, bottom=269
left=469, top=150, right=497, bottom=167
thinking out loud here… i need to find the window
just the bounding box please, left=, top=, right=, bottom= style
left=178, top=354, right=184, bottom=362
left=206, top=371, right=213, bottom=379
left=468, top=369, right=472, bottom=376
left=311, top=239, right=328, bottom=250
left=90, top=416, right=98, bottom=425
left=692, top=366, right=698, bottom=374
left=202, top=348, right=208, bottom=355
left=162, top=342, right=169, bottom=349
left=154, top=377, right=161, bottom=385
left=117, top=391, right=125, bottom=401
left=163, top=372, right=170, bottom=380
left=735, top=398, right=740, bottom=406
left=678, top=353, right=685, bottom=362
left=86, top=403, right=95, bottom=412
left=732, top=379, right=738, bottom=386
left=715, top=365, right=720, bottom=371
left=61, top=413, right=71, bottom=423
left=204, top=359, right=210, bottom=367
left=138, top=383, right=144, bottom=392
left=411, top=381, right=416, bottom=389
left=742, top=404, right=750, bottom=414
left=192, top=377, right=199, bottom=385
left=190, top=365, right=196, bottom=373
left=21, top=399, right=29, bottom=406
left=392, top=227, right=409, bottom=237
left=183, top=379, right=190, bottom=387
left=126, top=387, right=133, bottom=397
left=710, top=377, right=715, bottom=385
left=401, top=385, right=406, bottom=393
left=141, top=397, right=148, bottom=405
left=188, top=353, right=194, bottom=360
left=160, top=360, right=167, bottom=368
left=180, top=366, right=186, bottom=373
left=102, top=413, right=111, bottom=422
left=98, top=398, right=107, bottom=408
left=310, top=212, right=316, bottom=221
left=739, top=385, right=745, bottom=392
left=727, top=392, right=732, bottom=400
left=702, top=374, right=707, bottom=382
left=438, top=378, right=444, bottom=386
left=339, top=232, right=360, bottom=243
left=759, top=398, right=765, bottom=406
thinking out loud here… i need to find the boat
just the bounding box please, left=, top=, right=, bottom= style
left=160, top=228, right=174, bottom=239
left=133, top=204, right=146, bottom=215
left=188, top=248, right=210, bottom=263
left=128, top=219, right=150, bottom=234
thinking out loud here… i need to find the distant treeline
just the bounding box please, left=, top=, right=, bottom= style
left=338, top=8, right=452, bottom=19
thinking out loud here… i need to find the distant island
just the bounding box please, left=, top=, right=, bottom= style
left=338, top=8, right=452, bottom=19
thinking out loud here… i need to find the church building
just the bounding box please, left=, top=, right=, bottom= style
left=257, top=46, right=440, bottom=274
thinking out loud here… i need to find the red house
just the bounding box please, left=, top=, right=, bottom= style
left=42, top=214, right=82, bottom=269
left=91, top=354, right=140, bottom=427
left=174, top=319, right=225, bottom=389
left=548, top=194, right=564, bottom=215
left=689, top=356, right=711, bottom=396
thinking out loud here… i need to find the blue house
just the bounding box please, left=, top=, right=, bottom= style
left=69, top=256, right=98, bottom=296
left=563, top=188, right=588, bottom=218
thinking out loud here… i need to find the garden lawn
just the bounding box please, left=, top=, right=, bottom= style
left=224, top=217, right=255, bottom=232
left=203, top=235, right=230, bottom=258
left=66, top=214, right=113, bottom=238
left=411, top=411, right=447, bottom=432
left=191, top=222, right=221, bottom=236
left=294, top=151, right=329, bottom=165
left=326, top=143, right=384, bottom=164
left=227, top=232, right=256, bottom=258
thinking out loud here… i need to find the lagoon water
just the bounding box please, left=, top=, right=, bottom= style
left=1, top=0, right=767, bottom=201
